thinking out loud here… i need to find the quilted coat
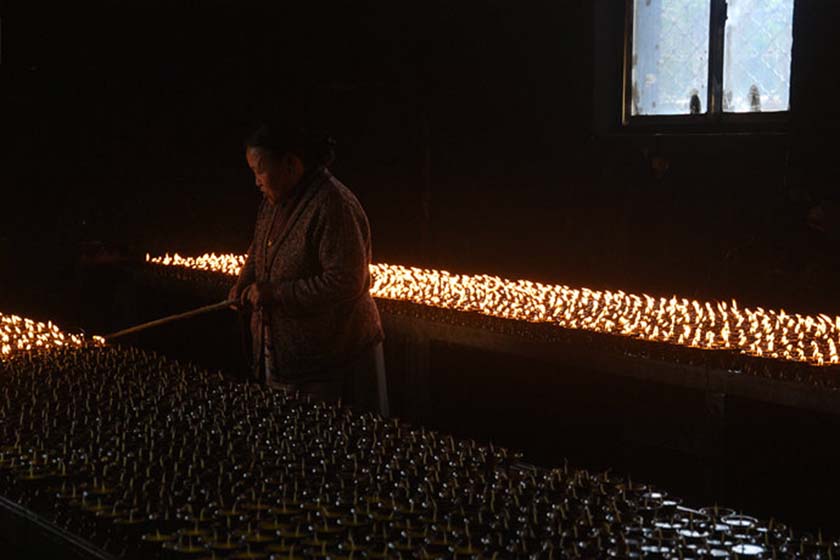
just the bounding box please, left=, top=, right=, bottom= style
left=234, top=167, right=384, bottom=382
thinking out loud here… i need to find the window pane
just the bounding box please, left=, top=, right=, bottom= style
left=723, top=0, right=794, bottom=113
left=631, top=0, right=710, bottom=116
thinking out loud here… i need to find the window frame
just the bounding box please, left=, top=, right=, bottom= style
left=621, top=0, right=793, bottom=131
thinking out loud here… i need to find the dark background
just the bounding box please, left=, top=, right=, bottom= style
left=2, top=0, right=840, bottom=539
left=3, top=1, right=839, bottom=314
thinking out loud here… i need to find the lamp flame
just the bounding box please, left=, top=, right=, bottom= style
left=146, top=253, right=840, bottom=368
left=1, top=313, right=105, bottom=359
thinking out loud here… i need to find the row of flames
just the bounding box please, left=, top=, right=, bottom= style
left=148, top=253, right=840, bottom=368
left=1, top=313, right=104, bottom=359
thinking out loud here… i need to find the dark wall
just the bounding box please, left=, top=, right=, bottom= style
left=2, top=1, right=839, bottom=321
left=588, top=1, right=840, bottom=314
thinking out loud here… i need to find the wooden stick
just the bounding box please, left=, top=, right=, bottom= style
left=104, top=299, right=237, bottom=341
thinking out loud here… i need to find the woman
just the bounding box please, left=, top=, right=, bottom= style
left=229, top=121, right=387, bottom=415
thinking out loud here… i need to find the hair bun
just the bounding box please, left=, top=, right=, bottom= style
left=312, top=135, right=336, bottom=168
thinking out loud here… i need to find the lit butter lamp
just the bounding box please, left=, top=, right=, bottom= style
left=146, top=253, right=840, bottom=368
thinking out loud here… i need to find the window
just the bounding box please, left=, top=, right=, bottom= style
left=624, top=0, right=794, bottom=121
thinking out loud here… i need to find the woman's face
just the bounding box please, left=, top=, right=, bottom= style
left=246, top=147, right=296, bottom=204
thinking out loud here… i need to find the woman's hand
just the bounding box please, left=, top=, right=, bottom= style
left=242, top=282, right=275, bottom=309
left=228, top=284, right=243, bottom=310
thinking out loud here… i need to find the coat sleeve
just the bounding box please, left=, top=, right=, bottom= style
left=269, top=192, right=370, bottom=316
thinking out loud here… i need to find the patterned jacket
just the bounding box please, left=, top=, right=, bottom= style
left=234, top=168, right=383, bottom=381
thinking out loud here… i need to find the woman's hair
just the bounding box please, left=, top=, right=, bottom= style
left=244, top=120, right=336, bottom=169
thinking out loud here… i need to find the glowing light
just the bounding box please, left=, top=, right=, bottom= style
left=146, top=253, right=840, bottom=367
left=146, top=252, right=246, bottom=276
left=0, top=313, right=104, bottom=359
